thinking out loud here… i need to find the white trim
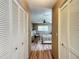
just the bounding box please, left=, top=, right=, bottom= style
left=9, top=0, right=13, bottom=56
left=58, top=8, right=61, bottom=59
left=13, top=0, right=25, bottom=12
left=23, top=12, right=26, bottom=34
left=67, top=2, right=71, bottom=59
left=18, top=6, right=20, bottom=33
left=60, top=0, right=70, bottom=11
left=26, top=12, right=29, bottom=59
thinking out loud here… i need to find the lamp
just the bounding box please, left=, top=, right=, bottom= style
left=43, top=19, right=46, bottom=23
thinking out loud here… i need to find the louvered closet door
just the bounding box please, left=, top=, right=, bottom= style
left=0, top=0, right=10, bottom=59
left=59, top=4, right=69, bottom=59
left=69, top=0, right=79, bottom=59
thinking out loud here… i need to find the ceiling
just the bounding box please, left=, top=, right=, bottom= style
left=28, top=0, right=57, bottom=23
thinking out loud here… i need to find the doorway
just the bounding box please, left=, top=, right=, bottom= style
left=30, top=9, right=53, bottom=59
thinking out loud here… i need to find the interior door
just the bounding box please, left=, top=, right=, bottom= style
left=59, top=3, right=69, bottom=59
left=69, top=0, right=79, bottom=59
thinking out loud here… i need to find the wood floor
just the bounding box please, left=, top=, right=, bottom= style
left=29, top=41, right=53, bottom=59
left=29, top=50, right=53, bottom=59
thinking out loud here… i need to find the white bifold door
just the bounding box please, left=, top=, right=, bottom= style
left=0, top=0, right=29, bottom=59
left=59, top=0, right=79, bottom=59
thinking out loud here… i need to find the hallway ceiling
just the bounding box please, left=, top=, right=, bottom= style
left=28, top=0, right=57, bottom=23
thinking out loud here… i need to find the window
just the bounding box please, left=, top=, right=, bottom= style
left=38, top=25, right=48, bottom=31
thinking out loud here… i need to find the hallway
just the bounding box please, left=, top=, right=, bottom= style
left=0, top=0, right=79, bottom=59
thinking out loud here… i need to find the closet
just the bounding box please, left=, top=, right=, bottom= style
left=0, top=0, right=29, bottom=59
left=59, top=0, right=79, bottom=59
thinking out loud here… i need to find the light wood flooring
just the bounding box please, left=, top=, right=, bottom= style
left=29, top=41, right=53, bottom=59
left=29, top=50, right=53, bottom=59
